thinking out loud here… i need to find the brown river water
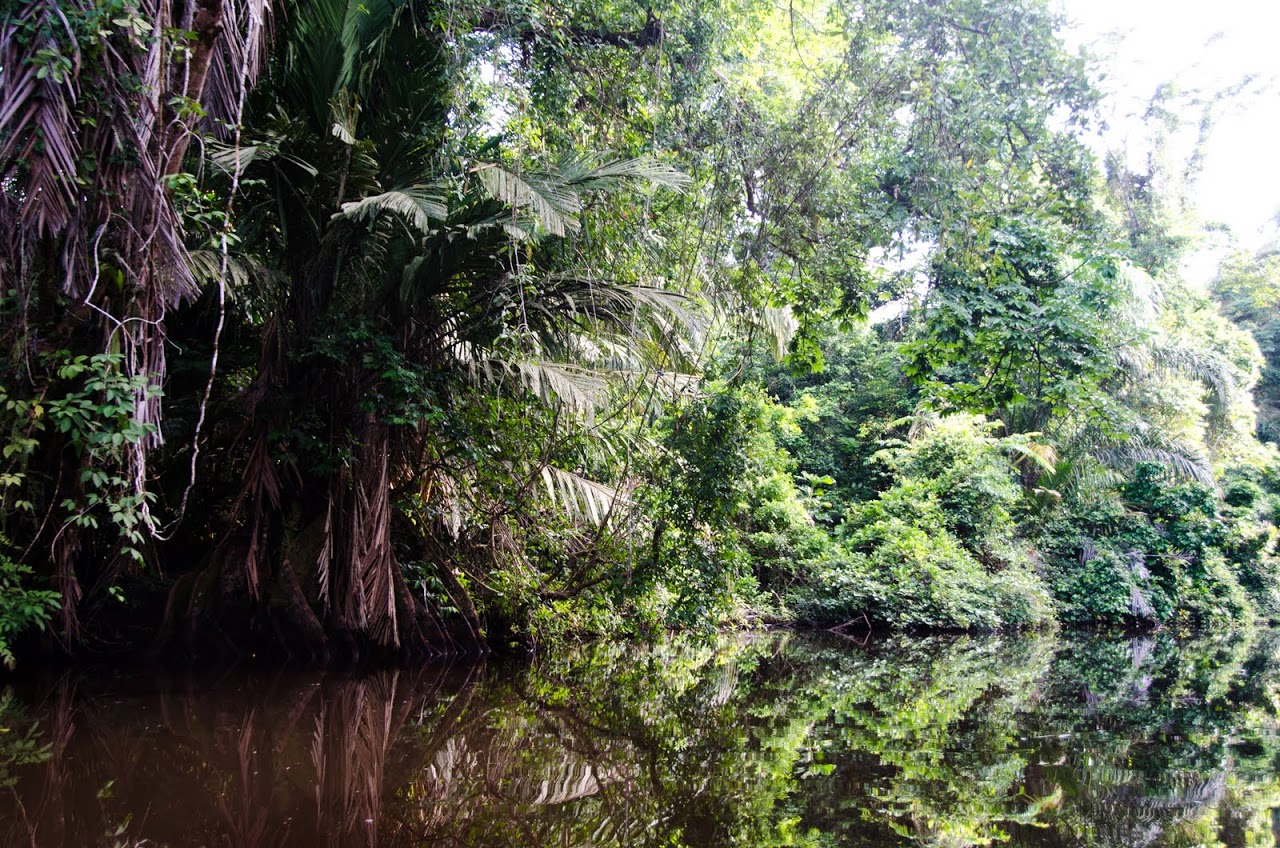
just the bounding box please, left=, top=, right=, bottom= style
left=1, top=629, right=1278, bottom=847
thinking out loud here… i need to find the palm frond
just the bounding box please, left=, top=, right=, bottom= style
left=330, top=89, right=360, bottom=145
left=1035, top=453, right=1117, bottom=502
left=540, top=466, right=630, bottom=526
left=1147, top=338, right=1236, bottom=407
left=1095, top=445, right=1214, bottom=487
left=1091, top=427, right=1215, bottom=487
left=906, top=407, right=941, bottom=441
left=511, top=360, right=610, bottom=414
left=538, top=276, right=706, bottom=348
left=209, top=141, right=270, bottom=174
left=338, top=0, right=404, bottom=90
left=559, top=154, right=691, bottom=193
left=472, top=154, right=689, bottom=239
left=759, top=306, right=798, bottom=361
left=208, top=134, right=318, bottom=177
left=200, top=0, right=274, bottom=137
left=187, top=249, right=280, bottom=297
left=1117, top=261, right=1163, bottom=322
left=474, top=164, right=581, bottom=237
left=1111, top=344, right=1151, bottom=382
left=335, top=186, right=448, bottom=234
left=1007, top=438, right=1058, bottom=473
left=282, top=0, right=372, bottom=122
left=469, top=358, right=609, bottom=416
left=0, top=2, right=81, bottom=236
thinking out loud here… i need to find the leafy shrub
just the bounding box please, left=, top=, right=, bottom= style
left=0, top=551, right=59, bottom=668
left=1038, top=464, right=1258, bottom=627
left=642, top=385, right=777, bottom=627
left=637, top=382, right=863, bottom=626
left=792, top=415, right=1053, bottom=630
left=767, top=326, right=916, bottom=515
left=793, top=525, right=1051, bottom=631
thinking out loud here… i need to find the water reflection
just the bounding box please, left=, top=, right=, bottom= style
left=0, top=630, right=1278, bottom=847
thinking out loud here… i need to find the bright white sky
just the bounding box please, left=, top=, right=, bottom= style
left=1059, top=0, right=1280, bottom=259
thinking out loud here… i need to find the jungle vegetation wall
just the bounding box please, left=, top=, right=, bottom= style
left=2, top=0, right=1279, bottom=664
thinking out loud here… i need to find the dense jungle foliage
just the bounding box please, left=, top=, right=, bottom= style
left=1, top=0, right=1279, bottom=663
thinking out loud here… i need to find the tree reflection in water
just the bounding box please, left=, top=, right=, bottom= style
left=0, top=630, right=1278, bottom=847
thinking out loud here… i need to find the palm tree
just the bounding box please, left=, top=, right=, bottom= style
left=158, top=0, right=694, bottom=658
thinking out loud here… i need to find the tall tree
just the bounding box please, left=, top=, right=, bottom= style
left=1214, top=248, right=1280, bottom=442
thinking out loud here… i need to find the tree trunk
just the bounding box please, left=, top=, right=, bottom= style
left=163, top=0, right=226, bottom=176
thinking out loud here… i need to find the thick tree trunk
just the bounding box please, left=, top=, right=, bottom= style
left=158, top=443, right=485, bottom=661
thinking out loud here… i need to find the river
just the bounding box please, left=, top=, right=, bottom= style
left=1, top=629, right=1278, bottom=846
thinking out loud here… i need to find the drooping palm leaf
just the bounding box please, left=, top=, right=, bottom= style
left=187, top=250, right=281, bottom=300
left=514, top=360, right=611, bottom=416
left=539, top=466, right=631, bottom=526
left=1062, top=422, right=1215, bottom=490
left=475, top=163, right=582, bottom=238
left=336, top=186, right=448, bottom=234
left=200, top=0, right=275, bottom=139
left=1146, top=337, right=1237, bottom=408
left=1006, top=437, right=1059, bottom=474
left=558, top=153, right=692, bottom=193
left=0, top=1, right=81, bottom=236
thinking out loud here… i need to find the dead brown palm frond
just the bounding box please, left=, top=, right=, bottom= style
left=0, top=2, right=81, bottom=237
left=355, top=447, right=398, bottom=647
left=1, top=1, right=236, bottom=638
left=200, top=0, right=275, bottom=139
left=3, top=0, right=273, bottom=461
left=311, top=425, right=401, bottom=647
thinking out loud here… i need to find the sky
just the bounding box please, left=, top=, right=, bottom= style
left=1059, top=0, right=1280, bottom=259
